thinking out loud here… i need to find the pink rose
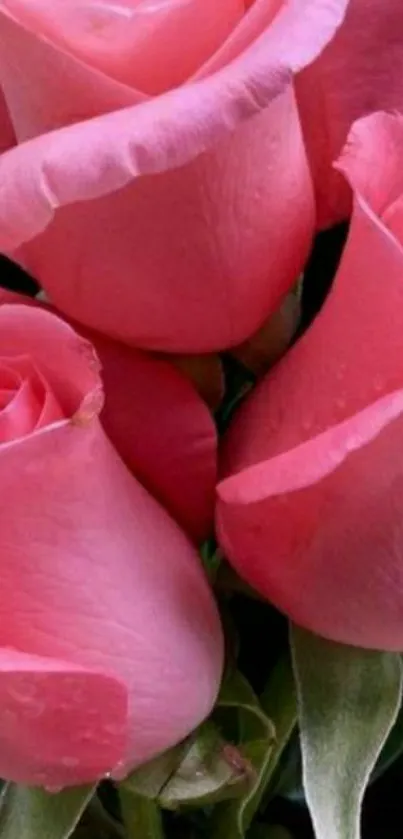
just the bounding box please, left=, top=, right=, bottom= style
left=0, top=300, right=223, bottom=786
left=0, top=0, right=348, bottom=351
left=217, top=112, right=403, bottom=651
left=0, top=288, right=217, bottom=543
left=296, top=0, right=403, bottom=227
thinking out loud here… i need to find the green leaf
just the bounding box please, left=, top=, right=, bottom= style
left=121, top=742, right=187, bottom=800
left=210, top=671, right=279, bottom=839
left=200, top=542, right=222, bottom=583
left=74, top=796, right=124, bottom=839
left=258, top=655, right=298, bottom=803
left=371, top=698, right=403, bottom=781
left=122, top=719, right=248, bottom=812
left=0, top=784, right=95, bottom=839
left=291, top=625, right=403, bottom=839
left=118, top=788, right=164, bottom=839
left=158, top=722, right=248, bottom=810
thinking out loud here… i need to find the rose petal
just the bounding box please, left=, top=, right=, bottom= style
left=0, top=304, right=101, bottom=417
left=0, top=290, right=217, bottom=542
left=335, top=111, right=403, bottom=218
left=0, top=84, right=15, bottom=149
left=0, top=646, right=128, bottom=787
left=217, top=112, right=403, bottom=650
left=0, top=0, right=348, bottom=350
left=0, top=354, right=65, bottom=436
left=0, top=376, right=42, bottom=441
left=94, top=333, right=218, bottom=543
left=2, top=92, right=314, bottom=351
left=195, top=0, right=283, bottom=78
left=296, top=0, right=403, bottom=227
left=0, top=304, right=223, bottom=772
left=5, top=0, right=244, bottom=94
left=0, top=2, right=142, bottom=141
left=0, top=418, right=223, bottom=770
left=218, top=390, right=403, bottom=651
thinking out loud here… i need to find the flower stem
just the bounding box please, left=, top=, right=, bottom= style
left=118, top=787, right=165, bottom=839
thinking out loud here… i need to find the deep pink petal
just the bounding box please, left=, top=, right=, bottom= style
left=95, top=333, right=217, bottom=543
left=0, top=0, right=348, bottom=350
left=0, top=84, right=15, bottom=150
left=0, top=647, right=128, bottom=787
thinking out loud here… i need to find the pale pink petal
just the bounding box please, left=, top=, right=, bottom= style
left=0, top=647, right=128, bottom=786
left=218, top=391, right=403, bottom=651
left=0, top=420, right=223, bottom=770
left=4, top=0, right=243, bottom=94
left=0, top=2, right=141, bottom=141
left=0, top=0, right=348, bottom=350
left=0, top=303, right=101, bottom=416
left=0, top=304, right=223, bottom=771
left=0, top=354, right=65, bottom=435
left=0, top=290, right=217, bottom=541
left=296, top=0, right=403, bottom=227
left=0, top=376, right=41, bottom=441
left=195, top=0, right=283, bottom=78
left=1, top=91, right=314, bottom=351
left=336, top=111, right=403, bottom=217
left=217, top=112, right=403, bottom=650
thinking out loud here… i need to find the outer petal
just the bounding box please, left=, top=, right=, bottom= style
left=295, top=0, right=403, bottom=227
left=0, top=86, right=14, bottom=151
left=0, top=0, right=348, bottom=351
left=0, top=647, right=128, bottom=787
left=217, top=113, right=403, bottom=650
left=0, top=290, right=217, bottom=542
left=0, top=306, right=223, bottom=777
left=92, top=333, right=218, bottom=543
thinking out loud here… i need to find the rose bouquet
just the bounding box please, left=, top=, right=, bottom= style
left=0, top=0, right=402, bottom=838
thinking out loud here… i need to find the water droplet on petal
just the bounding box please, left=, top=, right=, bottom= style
left=111, top=760, right=128, bottom=781
left=62, top=756, right=79, bottom=769
left=104, top=722, right=122, bottom=736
